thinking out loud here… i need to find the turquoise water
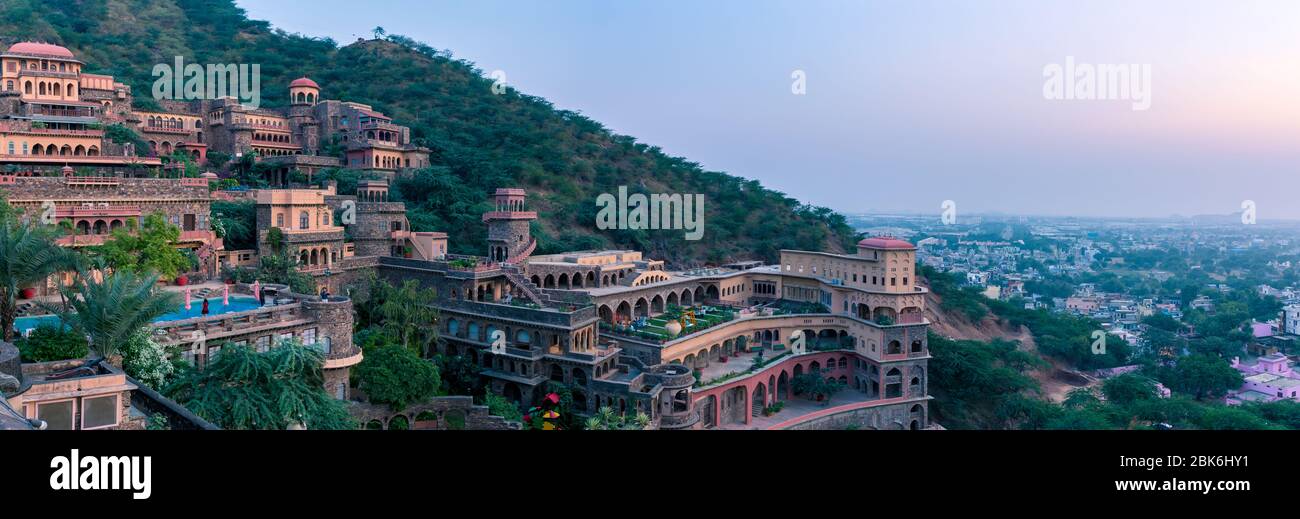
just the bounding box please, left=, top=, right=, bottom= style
left=15, top=295, right=262, bottom=335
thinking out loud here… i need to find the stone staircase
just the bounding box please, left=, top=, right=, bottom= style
left=752, top=398, right=765, bottom=417
left=501, top=265, right=546, bottom=306
left=504, top=238, right=537, bottom=264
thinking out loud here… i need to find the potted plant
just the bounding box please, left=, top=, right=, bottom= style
left=19, top=287, right=36, bottom=299
left=175, top=274, right=189, bottom=286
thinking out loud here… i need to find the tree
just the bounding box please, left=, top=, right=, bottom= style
left=361, top=278, right=439, bottom=355
left=434, top=353, right=481, bottom=395
left=354, top=342, right=441, bottom=411
left=1160, top=354, right=1244, bottom=401
left=164, top=341, right=354, bottom=430
left=791, top=368, right=844, bottom=404
left=253, top=249, right=316, bottom=295
left=211, top=200, right=256, bottom=250
left=48, top=269, right=177, bottom=359
left=1100, top=374, right=1158, bottom=406
left=94, top=212, right=190, bottom=280
left=0, top=209, right=80, bottom=340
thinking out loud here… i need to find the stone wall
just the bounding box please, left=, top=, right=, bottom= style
left=781, top=399, right=929, bottom=430
left=349, top=396, right=521, bottom=430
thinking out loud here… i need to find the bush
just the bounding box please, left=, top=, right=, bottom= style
left=354, top=342, right=441, bottom=411
left=120, top=329, right=175, bottom=388
left=16, top=325, right=88, bottom=362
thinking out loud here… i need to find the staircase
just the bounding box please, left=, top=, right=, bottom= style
left=501, top=265, right=546, bottom=306
left=504, top=238, right=537, bottom=264
left=752, top=398, right=765, bottom=417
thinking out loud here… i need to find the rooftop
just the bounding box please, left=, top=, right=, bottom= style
left=6, top=41, right=76, bottom=59
left=857, top=236, right=917, bottom=250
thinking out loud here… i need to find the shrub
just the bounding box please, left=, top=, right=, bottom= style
left=16, top=325, right=88, bottom=362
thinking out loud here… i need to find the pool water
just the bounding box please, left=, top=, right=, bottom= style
left=15, top=296, right=262, bottom=335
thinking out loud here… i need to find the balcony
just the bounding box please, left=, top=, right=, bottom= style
left=18, top=69, right=79, bottom=80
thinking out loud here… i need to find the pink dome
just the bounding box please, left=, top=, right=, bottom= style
left=857, top=236, right=916, bottom=250
left=6, top=42, right=75, bottom=59
left=289, top=77, right=319, bottom=89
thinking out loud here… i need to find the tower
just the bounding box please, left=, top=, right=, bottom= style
left=482, top=188, right=536, bottom=263
left=288, top=77, right=320, bottom=107
left=288, top=77, right=321, bottom=154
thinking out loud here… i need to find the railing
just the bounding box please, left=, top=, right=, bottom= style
left=481, top=210, right=538, bottom=222
left=139, top=126, right=191, bottom=134
left=27, top=108, right=96, bottom=118
left=19, top=69, right=79, bottom=79
left=0, top=124, right=103, bottom=137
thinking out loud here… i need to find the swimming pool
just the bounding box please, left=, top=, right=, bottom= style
left=14, top=295, right=263, bottom=335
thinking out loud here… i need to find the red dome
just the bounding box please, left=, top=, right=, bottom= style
left=857, top=236, right=915, bottom=250
left=6, top=42, right=75, bottom=59
left=289, top=77, right=319, bottom=89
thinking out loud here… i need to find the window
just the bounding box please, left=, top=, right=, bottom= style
left=299, top=211, right=309, bottom=229
left=37, top=400, right=75, bottom=430
left=276, top=214, right=285, bottom=227
left=256, top=335, right=270, bottom=352
left=320, top=336, right=332, bottom=354
left=302, top=328, right=317, bottom=346
left=82, top=395, right=119, bottom=429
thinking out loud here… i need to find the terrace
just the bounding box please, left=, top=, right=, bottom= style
left=599, top=304, right=736, bottom=343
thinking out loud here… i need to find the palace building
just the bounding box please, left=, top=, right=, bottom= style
left=0, top=40, right=931, bottom=430
left=0, top=41, right=429, bottom=182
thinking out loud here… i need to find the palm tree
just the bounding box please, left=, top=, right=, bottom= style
left=0, top=216, right=80, bottom=341
left=378, top=280, right=439, bottom=355
left=48, top=268, right=177, bottom=359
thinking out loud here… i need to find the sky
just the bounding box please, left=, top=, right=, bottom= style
left=237, top=0, right=1300, bottom=220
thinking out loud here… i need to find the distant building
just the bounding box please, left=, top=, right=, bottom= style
left=1228, top=354, right=1300, bottom=405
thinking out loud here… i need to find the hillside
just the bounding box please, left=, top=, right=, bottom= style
left=923, top=287, right=1096, bottom=403
left=0, top=0, right=858, bottom=264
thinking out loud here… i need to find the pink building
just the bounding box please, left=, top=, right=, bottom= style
left=1227, top=354, right=1300, bottom=404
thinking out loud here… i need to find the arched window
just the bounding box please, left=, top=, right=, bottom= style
left=447, top=319, right=459, bottom=336
left=299, top=211, right=309, bottom=229
left=515, top=330, right=531, bottom=345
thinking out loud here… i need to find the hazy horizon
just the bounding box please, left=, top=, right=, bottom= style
left=237, top=0, right=1300, bottom=220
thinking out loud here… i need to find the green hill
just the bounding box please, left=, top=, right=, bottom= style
left=1, top=0, right=858, bottom=264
